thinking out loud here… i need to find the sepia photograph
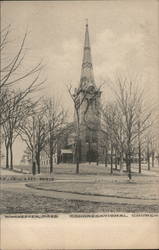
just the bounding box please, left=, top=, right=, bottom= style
left=0, top=0, right=159, bottom=249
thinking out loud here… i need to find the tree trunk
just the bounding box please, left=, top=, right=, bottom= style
left=32, top=150, right=36, bottom=175
left=138, top=140, right=141, bottom=173
left=76, top=111, right=80, bottom=174
left=76, top=138, right=80, bottom=174
left=152, top=151, right=155, bottom=167
left=5, top=144, right=9, bottom=168
left=138, top=121, right=141, bottom=173
left=105, top=148, right=108, bottom=167
left=32, top=117, right=36, bottom=175
left=36, top=151, right=41, bottom=174
left=50, top=154, right=53, bottom=174
left=125, top=153, right=128, bottom=172
left=96, top=151, right=99, bottom=166
left=115, top=149, right=118, bottom=170
left=110, top=144, right=113, bottom=174
left=10, top=144, right=13, bottom=170
left=96, top=138, right=99, bottom=166
left=119, top=150, right=123, bottom=173
left=127, top=143, right=132, bottom=180
left=128, top=161, right=131, bottom=180
left=73, top=145, right=75, bottom=164
left=88, top=140, right=91, bottom=164
left=147, top=145, right=150, bottom=171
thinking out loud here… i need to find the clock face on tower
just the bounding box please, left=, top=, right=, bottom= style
left=87, top=85, right=95, bottom=94
left=85, top=85, right=96, bottom=103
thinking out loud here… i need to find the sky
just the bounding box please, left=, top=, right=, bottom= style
left=1, top=0, right=159, bottom=164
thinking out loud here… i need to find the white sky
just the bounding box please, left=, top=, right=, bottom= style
left=1, top=0, right=159, bottom=164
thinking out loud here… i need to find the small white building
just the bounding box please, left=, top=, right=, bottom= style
left=40, top=146, right=57, bottom=172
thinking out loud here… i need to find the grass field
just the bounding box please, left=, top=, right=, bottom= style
left=4, top=161, right=159, bottom=175
left=28, top=174, right=159, bottom=201
left=1, top=163, right=159, bottom=213
left=1, top=190, right=159, bottom=213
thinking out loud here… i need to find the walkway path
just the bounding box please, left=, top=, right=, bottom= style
left=2, top=181, right=159, bottom=206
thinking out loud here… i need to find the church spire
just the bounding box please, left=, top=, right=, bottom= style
left=80, top=20, right=95, bottom=87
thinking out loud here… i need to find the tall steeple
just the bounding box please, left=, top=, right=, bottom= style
left=72, top=20, right=102, bottom=164
left=80, top=20, right=95, bottom=87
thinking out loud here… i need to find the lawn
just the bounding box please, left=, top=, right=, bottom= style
left=27, top=173, right=159, bottom=201
left=9, top=162, right=159, bottom=176
left=24, top=164, right=159, bottom=202
left=1, top=164, right=159, bottom=213
left=1, top=190, right=159, bottom=213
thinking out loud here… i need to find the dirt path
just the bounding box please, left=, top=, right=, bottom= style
left=2, top=181, right=159, bottom=206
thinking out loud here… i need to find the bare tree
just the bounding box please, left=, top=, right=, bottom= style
left=110, top=78, right=152, bottom=179
left=143, top=127, right=157, bottom=171
left=135, top=97, right=154, bottom=173
left=19, top=104, right=47, bottom=174
left=2, top=90, right=36, bottom=169
left=0, top=25, right=46, bottom=168
left=43, top=98, right=67, bottom=174
left=67, top=84, right=88, bottom=174
left=0, top=26, right=45, bottom=126
left=2, top=123, right=10, bottom=169
left=67, top=83, right=101, bottom=173
left=35, top=112, right=47, bottom=174
left=18, top=117, right=34, bottom=172
left=101, top=102, right=126, bottom=174
left=21, top=147, right=32, bottom=165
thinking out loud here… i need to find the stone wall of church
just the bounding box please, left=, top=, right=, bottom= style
left=78, top=92, right=102, bottom=163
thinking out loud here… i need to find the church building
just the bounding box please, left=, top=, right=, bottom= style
left=41, top=21, right=103, bottom=167
left=76, top=21, right=101, bottom=162
left=61, top=21, right=102, bottom=163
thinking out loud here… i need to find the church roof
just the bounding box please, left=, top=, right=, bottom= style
left=80, top=21, right=95, bottom=88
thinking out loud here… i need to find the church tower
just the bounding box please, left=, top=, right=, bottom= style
left=76, top=21, right=101, bottom=162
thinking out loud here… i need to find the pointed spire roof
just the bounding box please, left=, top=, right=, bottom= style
left=80, top=20, right=95, bottom=88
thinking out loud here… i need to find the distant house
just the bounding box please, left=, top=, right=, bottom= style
left=60, top=149, right=73, bottom=163
left=41, top=149, right=57, bottom=171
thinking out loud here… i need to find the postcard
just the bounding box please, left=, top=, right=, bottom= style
left=1, top=0, right=159, bottom=249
